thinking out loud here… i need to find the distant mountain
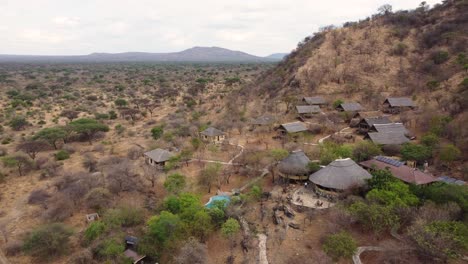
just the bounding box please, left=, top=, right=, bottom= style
left=265, top=53, right=288, bottom=60
left=0, top=47, right=281, bottom=63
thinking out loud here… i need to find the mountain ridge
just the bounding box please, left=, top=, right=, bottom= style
left=0, top=46, right=280, bottom=63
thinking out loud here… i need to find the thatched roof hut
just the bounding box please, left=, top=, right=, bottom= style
left=277, top=151, right=311, bottom=180
left=309, top=158, right=372, bottom=190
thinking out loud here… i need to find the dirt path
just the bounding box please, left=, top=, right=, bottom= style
left=189, top=142, right=244, bottom=166
left=257, top=234, right=269, bottom=264
left=352, top=246, right=384, bottom=264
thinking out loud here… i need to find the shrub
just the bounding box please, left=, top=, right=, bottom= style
left=94, top=238, right=125, bottom=260
left=84, top=221, right=106, bottom=243
left=332, top=99, right=344, bottom=108
left=114, top=98, right=127, bottom=107
left=103, top=207, right=144, bottom=228
left=438, top=144, right=461, bottom=165
left=28, top=189, right=50, bottom=205
left=85, top=187, right=112, bottom=210
left=431, top=50, right=450, bottom=64
left=391, top=42, right=407, bottom=56
left=400, top=143, right=432, bottom=163
left=115, top=124, right=125, bottom=134
left=421, top=133, right=439, bottom=148
left=164, top=173, right=186, bottom=194
left=408, top=221, right=468, bottom=260
left=8, top=116, right=28, bottom=131
left=22, top=223, right=73, bottom=260
left=151, top=125, right=164, bottom=140
left=322, top=231, right=357, bottom=261
left=55, top=150, right=70, bottom=161
left=352, top=141, right=382, bottom=162
left=410, top=183, right=468, bottom=217
left=348, top=202, right=399, bottom=234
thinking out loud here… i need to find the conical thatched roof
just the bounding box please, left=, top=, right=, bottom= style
left=278, top=151, right=311, bottom=176
left=309, top=158, right=372, bottom=190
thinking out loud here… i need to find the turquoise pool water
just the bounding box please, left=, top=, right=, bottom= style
left=205, top=195, right=230, bottom=209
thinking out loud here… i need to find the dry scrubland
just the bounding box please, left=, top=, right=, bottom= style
left=0, top=1, right=468, bottom=264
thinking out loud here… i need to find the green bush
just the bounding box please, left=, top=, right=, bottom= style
left=438, top=144, right=461, bottom=165
left=322, top=231, right=357, bottom=261
left=352, top=141, right=382, bottom=162
left=94, top=238, right=125, bottom=259
left=409, top=221, right=468, bottom=260
left=22, top=223, right=73, bottom=260
left=164, top=173, right=186, bottom=194
left=84, top=221, right=106, bottom=243
left=103, top=207, right=145, bottom=228
left=320, top=142, right=352, bottom=165
left=332, top=99, right=344, bottom=108
left=151, top=126, right=164, bottom=140
left=348, top=202, right=399, bottom=234
left=421, top=133, right=439, bottom=148
left=410, top=183, right=468, bottom=217
left=401, top=143, right=432, bottom=163
left=114, top=98, right=127, bottom=107
left=55, top=150, right=70, bottom=160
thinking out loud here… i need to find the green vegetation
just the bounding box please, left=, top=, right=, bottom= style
left=55, top=150, right=70, bottom=160
left=322, top=231, right=357, bottom=261
left=164, top=173, right=187, bottom=194
left=151, top=125, right=164, bottom=140
left=33, top=127, right=67, bottom=149
left=68, top=118, right=109, bottom=144
left=22, top=223, right=73, bottom=260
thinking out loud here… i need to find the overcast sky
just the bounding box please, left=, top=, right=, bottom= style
left=0, top=0, right=442, bottom=56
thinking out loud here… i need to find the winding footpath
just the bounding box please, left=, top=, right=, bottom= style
left=352, top=246, right=384, bottom=264
left=257, top=234, right=269, bottom=264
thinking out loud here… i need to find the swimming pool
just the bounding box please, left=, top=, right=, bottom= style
left=205, top=195, right=230, bottom=209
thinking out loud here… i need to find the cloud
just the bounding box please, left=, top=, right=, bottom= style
left=0, top=0, right=443, bottom=55
left=53, top=16, right=80, bottom=27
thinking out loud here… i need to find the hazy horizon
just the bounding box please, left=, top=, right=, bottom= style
left=1, top=0, right=441, bottom=57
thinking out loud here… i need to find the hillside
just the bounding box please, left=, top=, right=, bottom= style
left=241, top=0, right=467, bottom=166
left=0, top=47, right=279, bottom=63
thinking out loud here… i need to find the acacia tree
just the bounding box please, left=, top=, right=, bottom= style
left=175, top=237, right=207, bottom=264
left=199, top=163, right=222, bottom=193
left=16, top=141, right=49, bottom=160
left=221, top=218, right=240, bottom=262
left=164, top=173, right=186, bottom=194
left=33, top=127, right=67, bottom=149
left=143, top=164, right=160, bottom=188
left=68, top=118, right=109, bottom=145
left=2, top=154, right=34, bottom=176
left=60, top=110, right=80, bottom=122
left=8, top=116, right=29, bottom=131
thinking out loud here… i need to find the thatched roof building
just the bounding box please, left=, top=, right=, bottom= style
left=144, top=148, right=174, bottom=167
left=309, top=158, right=372, bottom=190
left=277, top=151, right=311, bottom=180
